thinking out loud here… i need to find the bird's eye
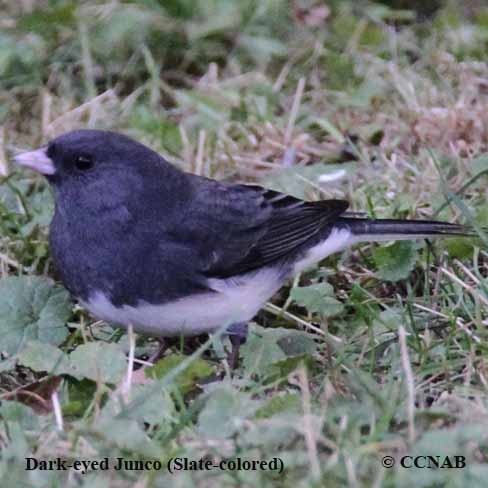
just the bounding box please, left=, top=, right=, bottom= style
left=75, top=154, right=94, bottom=171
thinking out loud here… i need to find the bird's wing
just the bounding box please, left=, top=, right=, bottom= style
left=181, top=178, right=349, bottom=278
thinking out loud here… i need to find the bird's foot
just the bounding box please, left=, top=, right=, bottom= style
left=226, top=322, right=248, bottom=370
left=148, top=338, right=167, bottom=364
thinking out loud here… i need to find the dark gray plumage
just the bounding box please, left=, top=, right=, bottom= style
left=13, top=130, right=472, bottom=365
left=44, top=131, right=352, bottom=307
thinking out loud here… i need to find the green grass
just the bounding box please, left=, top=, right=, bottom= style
left=1, top=1, right=488, bottom=486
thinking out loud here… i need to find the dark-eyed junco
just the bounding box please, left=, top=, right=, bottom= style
left=14, top=130, right=472, bottom=365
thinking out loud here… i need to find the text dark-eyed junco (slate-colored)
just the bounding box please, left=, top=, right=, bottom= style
left=14, top=130, right=473, bottom=366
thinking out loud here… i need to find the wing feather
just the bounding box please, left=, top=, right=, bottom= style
left=184, top=178, right=348, bottom=278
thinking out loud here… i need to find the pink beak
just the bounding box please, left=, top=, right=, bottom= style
left=14, top=147, right=56, bottom=175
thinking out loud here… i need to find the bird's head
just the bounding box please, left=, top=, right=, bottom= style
left=13, top=129, right=185, bottom=217
left=14, top=130, right=162, bottom=184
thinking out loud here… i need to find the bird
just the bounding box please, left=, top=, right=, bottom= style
left=14, top=130, right=473, bottom=367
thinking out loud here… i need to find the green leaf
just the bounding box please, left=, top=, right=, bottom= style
left=145, top=353, right=214, bottom=394
left=17, top=340, right=70, bottom=375
left=186, top=4, right=240, bottom=40
left=374, top=308, right=403, bottom=334
left=62, top=379, right=97, bottom=417
left=342, top=80, right=385, bottom=108
left=0, top=33, right=45, bottom=85
left=0, top=277, right=71, bottom=355
left=68, top=342, right=127, bottom=384
left=276, top=332, right=317, bottom=357
left=290, top=283, right=344, bottom=317
left=197, top=386, right=261, bottom=439
left=16, top=5, right=76, bottom=37
left=128, top=384, right=176, bottom=426
left=444, top=237, right=475, bottom=260
left=372, top=241, right=418, bottom=282
left=94, top=418, right=154, bottom=451
left=238, top=35, right=288, bottom=65
left=18, top=340, right=132, bottom=386
left=241, top=325, right=316, bottom=374
left=98, top=381, right=176, bottom=427
left=241, top=414, right=302, bottom=448
left=255, top=393, right=301, bottom=419
left=470, top=153, right=488, bottom=175
left=0, top=401, right=39, bottom=431
left=323, top=52, right=359, bottom=90
left=92, top=7, right=155, bottom=50
left=241, top=327, right=286, bottom=373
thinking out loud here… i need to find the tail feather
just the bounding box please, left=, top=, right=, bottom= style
left=338, top=218, right=474, bottom=243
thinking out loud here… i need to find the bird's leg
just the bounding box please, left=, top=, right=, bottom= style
left=226, top=322, right=249, bottom=369
left=148, top=338, right=167, bottom=364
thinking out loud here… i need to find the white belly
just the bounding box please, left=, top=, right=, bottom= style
left=81, top=227, right=355, bottom=336
left=81, top=267, right=284, bottom=336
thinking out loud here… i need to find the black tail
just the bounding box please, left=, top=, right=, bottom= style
left=338, top=218, right=473, bottom=243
